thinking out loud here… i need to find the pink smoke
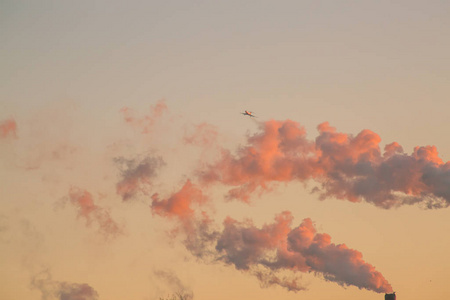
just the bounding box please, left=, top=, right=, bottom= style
left=120, top=99, right=167, bottom=134
left=123, top=109, right=398, bottom=293
left=150, top=182, right=392, bottom=293
left=216, top=212, right=393, bottom=293
left=151, top=180, right=207, bottom=221
left=199, top=119, right=314, bottom=202
left=0, top=118, right=17, bottom=138
left=199, top=119, right=450, bottom=208
left=151, top=180, right=217, bottom=258
left=68, top=188, right=122, bottom=238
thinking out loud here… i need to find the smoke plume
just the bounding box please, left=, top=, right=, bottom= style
left=67, top=188, right=122, bottom=239
left=150, top=180, right=219, bottom=258
left=0, top=118, right=17, bottom=139
left=216, top=212, right=392, bottom=293
left=150, top=182, right=392, bottom=293
left=114, top=155, right=165, bottom=201
left=199, top=119, right=450, bottom=208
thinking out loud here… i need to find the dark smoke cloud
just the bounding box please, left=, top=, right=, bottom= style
left=114, top=155, right=165, bottom=201
left=199, top=119, right=450, bottom=208
left=31, top=269, right=99, bottom=300
left=254, top=269, right=306, bottom=292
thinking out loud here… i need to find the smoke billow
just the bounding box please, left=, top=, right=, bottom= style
left=114, top=155, right=165, bottom=201
left=150, top=182, right=392, bottom=293
left=150, top=180, right=219, bottom=258
left=216, top=212, right=393, bottom=293
left=199, top=119, right=450, bottom=208
left=0, top=118, right=17, bottom=139
left=67, top=188, right=122, bottom=239
left=151, top=180, right=207, bottom=221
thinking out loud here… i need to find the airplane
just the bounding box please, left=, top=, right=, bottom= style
left=242, top=110, right=256, bottom=118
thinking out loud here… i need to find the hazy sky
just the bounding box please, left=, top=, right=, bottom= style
left=1, top=1, right=449, bottom=300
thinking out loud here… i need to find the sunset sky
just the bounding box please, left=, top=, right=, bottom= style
left=1, top=1, right=450, bottom=300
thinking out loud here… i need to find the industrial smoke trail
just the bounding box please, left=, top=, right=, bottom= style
left=118, top=103, right=450, bottom=294
left=150, top=181, right=393, bottom=293
left=199, top=119, right=450, bottom=208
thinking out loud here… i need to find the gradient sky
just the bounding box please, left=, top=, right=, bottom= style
left=1, top=1, right=450, bottom=300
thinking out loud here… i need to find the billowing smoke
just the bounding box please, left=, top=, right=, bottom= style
left=216, top=212, right=392, bottom=293
left=199, top=119, right=450, bottom=208
left=150, top=182, right=393, bottom=293
left=151, top=180, right=207, bottom=221
left=120, top=99, right=167, bottom=134
left=67, top=188, right=122, bottom=239
left=0, top=118, right=17, bottom=139
left=31, top=269, right=99, bottom=300
left=114, top=155, right=165, bottom=201
left=150, top=180, right=218, bottom=258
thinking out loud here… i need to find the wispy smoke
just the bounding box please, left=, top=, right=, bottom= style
left=31, top=269, right=99, bottom=300
left=254, top=269, right=306, bottom=292
left=199, top=119, right=450, bottom=208
left=150, top=180, right=218, bottom=258
left=0, top=118, right=17, bottom=139
left=154, top=270, right=194, bottom=300
left=114, top=155, right=165, bottom=201
left=120, top=99, right=168, bottom=134
left=150, top=182, right=392, bottom=293
left=67, top=188, right=122, bottom=239
left=183, top=123, right=218, bottom=148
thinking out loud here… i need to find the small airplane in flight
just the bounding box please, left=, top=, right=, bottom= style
left=242, top=110, right=256, bottom=118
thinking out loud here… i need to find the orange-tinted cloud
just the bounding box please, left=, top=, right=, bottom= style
left=0, top=118, right=17, bottom=139
left=151, top=181, right=392, bottom=293
left=199, top=119, right=450, bottom=208
left=314, top=123, right=449, bottom=208
left=151, top=180, right=217, bottom=258
left=151, top=180, right=207, bottom=221
left=68, top=188, right=122, bottom=239
left=114, top=155, right=165, bottom=201
left=216, top=212, right=393, bottom=293
left=199, top=119, right=314, bottom=202
left=120, top=99, right=167, bottom=134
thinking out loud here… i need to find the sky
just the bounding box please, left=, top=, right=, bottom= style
left=1, top=1, right=450, bottom=300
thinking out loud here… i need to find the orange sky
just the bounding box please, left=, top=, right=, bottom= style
left=1, top=1, right=450, bottom=300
